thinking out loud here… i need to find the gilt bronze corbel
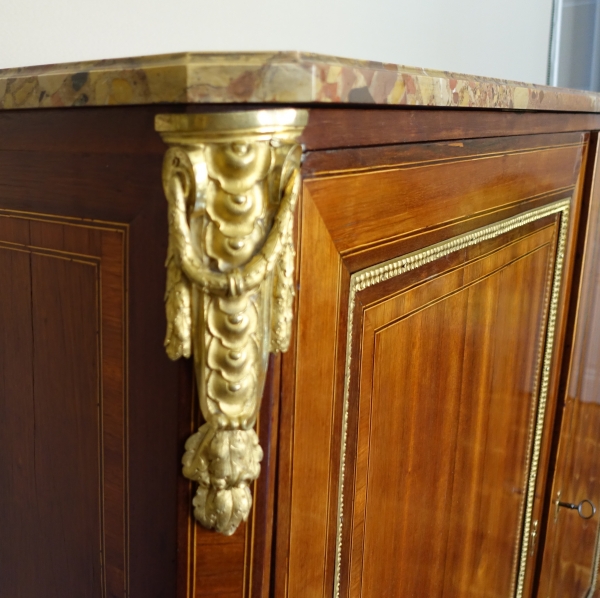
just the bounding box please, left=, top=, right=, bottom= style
left=155, top=109, right=307, bottom=535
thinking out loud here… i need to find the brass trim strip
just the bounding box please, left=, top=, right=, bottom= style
left=334, top=199, right=570, bottom=598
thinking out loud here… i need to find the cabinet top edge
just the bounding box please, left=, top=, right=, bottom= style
left=1, top=50, right=599, bottom=113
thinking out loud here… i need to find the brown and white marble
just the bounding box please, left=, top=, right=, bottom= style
left=1, top=51, right=599, bottom=112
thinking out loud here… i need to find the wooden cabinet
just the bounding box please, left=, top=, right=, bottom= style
left=3, top=54, right=600, bottom=598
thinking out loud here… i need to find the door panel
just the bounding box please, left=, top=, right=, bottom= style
left=352, top=225, right=554, bottom=598
left=277, top=133, right=588, bottom=598
left=537, top=136, right=600, bottom=598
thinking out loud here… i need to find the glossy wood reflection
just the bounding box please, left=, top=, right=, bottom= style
left=352, top=230, right=554, bottom=598
left=537, top=138, right=600, bottom=598
left=281, top=132, right=586, bottom=598
left=542, top=400, right=600, bottom=597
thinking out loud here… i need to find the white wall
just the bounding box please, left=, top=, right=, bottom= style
left=550, top=0, right=600, bottom=90
left=2, top=0, right=553, bottom=84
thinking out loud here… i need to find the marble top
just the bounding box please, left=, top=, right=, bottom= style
left=1, top=51, right=600, bottom=112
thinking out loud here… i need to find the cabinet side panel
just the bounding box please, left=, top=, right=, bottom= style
left=0, top=246, right=104, bottom=597
left=307, top=142, right=582, bottom=255
left=0, top=215, right=129, bottom=598
left=0, top=106, right=271, bottom=598
left=285, top=191, right=347, bottom=598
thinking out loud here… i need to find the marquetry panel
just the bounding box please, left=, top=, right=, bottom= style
left=0, top=211, right=127, bottom=598
left=0, top=105, right=278, bottom=598
left=278, top=132, right=587, bottom=598
left=343, top=218, right=558, bottom=598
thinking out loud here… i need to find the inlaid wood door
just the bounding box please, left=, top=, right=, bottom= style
left=276, top=133, right=589, bottom=598
left=537, top=135, right=600, bottom=598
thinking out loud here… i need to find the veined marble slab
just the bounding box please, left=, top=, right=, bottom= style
left=1, top=51, right=599, bottom=112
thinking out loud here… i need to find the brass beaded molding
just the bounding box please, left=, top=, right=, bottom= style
left=334, top=199, right=570, bottom=598
left=156, top=109, right=308, bottom=535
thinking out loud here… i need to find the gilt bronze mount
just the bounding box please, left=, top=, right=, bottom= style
left=156, top=109, right=307, bottom=535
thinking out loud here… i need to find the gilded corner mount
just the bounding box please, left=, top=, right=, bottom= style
left=155, top=109, right=307, bottom=535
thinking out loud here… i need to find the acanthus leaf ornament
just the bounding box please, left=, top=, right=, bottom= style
left=156, top=110, right=307, bottom=535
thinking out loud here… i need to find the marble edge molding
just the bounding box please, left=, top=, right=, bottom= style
left=1, top=50, right=600, bottom=112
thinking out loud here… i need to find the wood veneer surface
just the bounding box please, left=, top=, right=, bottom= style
left=537, top=135, right=600, bottom=598
left=0, top=216, right=128, bottom=596
left=279, top=131, right=587, bottom=598
left=352, top=226, right=554, bottom=597
left=0, top=103, right=291, bottom=598
left=0, top=104, right=598, bottom=598
left=0, top=107, right=180, bottom=598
